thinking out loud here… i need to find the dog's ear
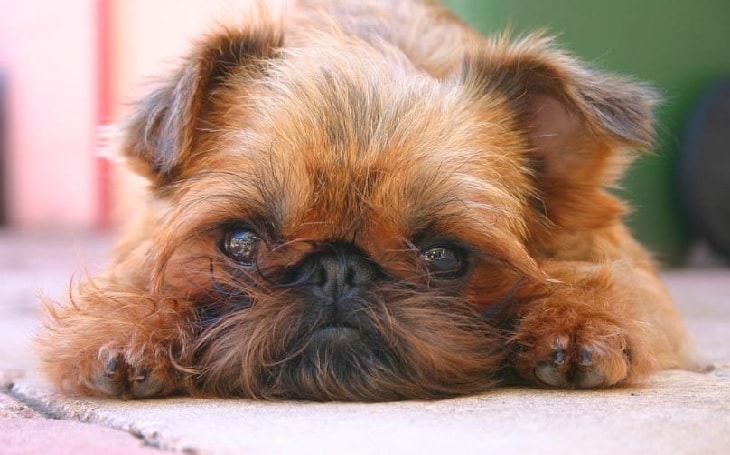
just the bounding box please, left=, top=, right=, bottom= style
left=462, top=34, right=659, bottom=227
left=123, top=24, right=283, bottom=185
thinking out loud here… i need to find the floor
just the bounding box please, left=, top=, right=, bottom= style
left=1, top=230, right=729, bottom=454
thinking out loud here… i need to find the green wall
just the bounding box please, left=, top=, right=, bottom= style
left=443, top=0, right=730, bottom=265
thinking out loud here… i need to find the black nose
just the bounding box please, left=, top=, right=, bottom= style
left=290, top=245, right=380, bottom=303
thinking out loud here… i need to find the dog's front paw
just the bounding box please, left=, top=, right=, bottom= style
left=512, top=312, right=633, bottom=389
left=74, top=346, right=181, bottom=399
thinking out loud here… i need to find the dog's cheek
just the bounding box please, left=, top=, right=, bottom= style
left=190, top=294, right=314, bottom=398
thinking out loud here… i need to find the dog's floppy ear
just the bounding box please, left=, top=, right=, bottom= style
left=463, top=34, right=658, bottom=227
left=123, top=24, right=283, bottom=185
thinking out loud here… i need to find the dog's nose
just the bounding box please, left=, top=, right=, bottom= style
left=292, top=245, right=380, bottom=303
left=313, top=254, right=375, bottom=300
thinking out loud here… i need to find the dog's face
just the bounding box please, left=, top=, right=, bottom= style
left=120, top=19, right=655, bottom=400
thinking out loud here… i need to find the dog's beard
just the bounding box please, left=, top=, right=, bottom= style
left=191, top=279, right=503, bottom=401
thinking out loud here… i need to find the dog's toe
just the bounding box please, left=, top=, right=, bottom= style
left=129, top=368, right=166, bottom=398
left=89, top=353, right=127, bottom=396
left=573, top=349, right=606, bottom=389
left=534, top=348, right=568, bottom=387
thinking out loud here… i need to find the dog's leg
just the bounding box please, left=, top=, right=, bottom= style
left=508, top=260, right=691, bottom=388
left=511, top=286, right=638, bottom=389
left=37, top=273, right=194, bottom=399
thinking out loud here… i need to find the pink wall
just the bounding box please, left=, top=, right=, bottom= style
left=0, top=0, right=97, bottom=229
left=110, top=0, right=251, bottom=225
left=110, top=0, right=287, bottom=224
left=0, top=0, right=288, bottom=229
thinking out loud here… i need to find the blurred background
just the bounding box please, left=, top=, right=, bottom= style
left=0, top=0, right=728, bottom=266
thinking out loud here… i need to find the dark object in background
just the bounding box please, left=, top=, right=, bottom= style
left=679, top=78, right=730, bottom=261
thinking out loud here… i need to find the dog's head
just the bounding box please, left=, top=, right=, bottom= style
left=120, top=13, right=656, bottom=400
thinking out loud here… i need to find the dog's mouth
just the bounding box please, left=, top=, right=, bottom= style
left=308, top=323, right=366, bottom=350
left=306, top=316, right=380, bottom=352
left=191, top=285, right=503, bottom=401
left=313, top=324, right=360, bottom=338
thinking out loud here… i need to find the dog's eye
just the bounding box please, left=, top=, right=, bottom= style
left=420, top=246, right=464, bottom=277
left=221, top=229, right=260, bottom=266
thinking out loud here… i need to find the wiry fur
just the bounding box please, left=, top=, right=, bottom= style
left=37, top=0, right=694, bottom=401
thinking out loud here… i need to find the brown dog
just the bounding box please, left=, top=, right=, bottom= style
left=37, top=0, right=694, bottom=401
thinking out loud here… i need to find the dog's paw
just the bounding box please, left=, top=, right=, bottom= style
left=512, top=315, right=633, bottom=389
left=75, top=347, right=180, bottom=399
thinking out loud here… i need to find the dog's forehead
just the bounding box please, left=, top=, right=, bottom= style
left=204, top=46, right=532, bottom=244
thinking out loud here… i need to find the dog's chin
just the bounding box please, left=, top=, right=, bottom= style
left=302, top=324, right=378, bottom=375
left=291, top=324, right=406, bottom=400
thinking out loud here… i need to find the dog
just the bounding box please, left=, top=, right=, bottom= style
left=37, top=0, right=694, bottom=401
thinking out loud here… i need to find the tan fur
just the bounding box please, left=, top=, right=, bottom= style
left=37, top=0, right=694, bottom=401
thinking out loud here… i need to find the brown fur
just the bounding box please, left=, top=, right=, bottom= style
left=37, top=0, right=694, bottom=401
